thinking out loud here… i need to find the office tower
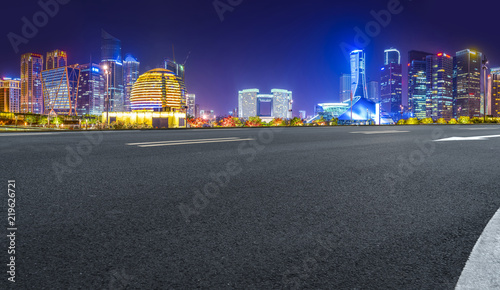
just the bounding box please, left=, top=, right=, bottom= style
left=368, top=81, right=379, bottom=103
left=350, top=50, right=368, bottom=99
left=164, top=59, right=187, bottom=108
left=408, top=51, right=433, bottom=119
left=20, top=53, right=44, bottom=114
left=0, top=78, right=21, bottom=113
left=101, top=30, right=124, bottom=112
left=454, top=49, right=482, bottom=118
left=238, top=89, right=259, bottom=118
left=299, top=110, right=307, bottom=119
left=186, top=94, right=196, bottom=117
left=490, top=68, right=500, bottom=117
left=123, top=54, right=140, bottom=112
left=46, top=50, right=67, bottom=70
left=77, top=63, right=105, bottom=116
left=41, top=65, right=80, bottom=115
left=380, top=48, right=402, bottom=120
left=340, top=73, right=351, bottom=102
left=195, top=104, right=200, bottom=118
left=272, top=89, right=293, bottom=119
left=426, top=53, right=454, bottom=120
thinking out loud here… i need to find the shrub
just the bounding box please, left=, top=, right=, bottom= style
left=448, top=118, right=458, bottom=124
left=290, top=117, right=303, bottom=126
left=330, top=117, right=338, bottom=126
left=436, top=118, right=447, bottom=124
left=406, top=118, right=419, bottom=125
left=397, top=119, right=406, bottom=125
left=419, top=118, right=434, bottom=124
left=458, top=116, right=471, bottom=124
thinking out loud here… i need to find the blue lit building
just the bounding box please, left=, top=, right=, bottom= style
left=123, top=54, right=140, bottom=112
left=380, top=48, right=403, bottom=121
left=41, top=65, right=80, bottom=115
left=350, top=50, right=368, bottom=99
left=78, top=63, right=105, bottom=116
left=101, top=30, right=124, bottom=112
left=408, top=51, right=432, bottom=119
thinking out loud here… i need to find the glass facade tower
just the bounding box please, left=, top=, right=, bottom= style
left=427, top=53, right=454, bottom=120
left=490, top=68, right=500, bottom=117
left=0, top=78, right=21, bottom=113
left=454, top=49, right=482, bottom=118
left=408, top=51, right=432, bottom=119
left=380, top=48, right=402, bottom=120
left=41, top=65, right=80, bottom=115
left=123, top=54, right=140, bottom=112
left=77, top=63, right=105, bottom=116
left=101, top=30, right=124, bottom=112
left=46, top=50, right=67, bottom=70
left=340, top=73, right=351, bottom=102
left=20, top=53, right=44, bottom=114
left=350, top=50, right=368, bottom=99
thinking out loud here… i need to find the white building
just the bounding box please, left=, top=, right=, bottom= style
left=238, top=88, right=292, bottom=119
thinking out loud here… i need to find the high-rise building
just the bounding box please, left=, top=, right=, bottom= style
left=164, top=59, right=187, bottom=108
left=408, top=51, right=433, bottom=119
left=272, top=89, right=293, bottom=119
left=101, top=30, right=124, bottom=112
left=123, top=54, right=140, bottom=112
left=427, top=53, right=454, bottom=120
left=350, top=50, right=368, bottom=99
left=195, top=104, right=200, bottom=118
left=41, top=65, right=80, bottom=115
left=454, top=49, right=482, bottom=118
left=0, top=78, right=21, bottom=113
left=380, top=48, right=402, bottom=120
left=20, top=53, right=44, bottom=114
left=46, top=50, right=67, bottom=70
left=186, top=94, right=196, bottom=117
left=368, top=81, right=379, bottom=103
left=238, top=89, right=292, bottom=119
left=238, top=89, right=259, bottom=118
left=299, top=110, right=307, bottom=119
left=340, top=73, right=351, bottom=102
left=77, top=63, right=105, bottom=116
left=490, top=68, right=500, bottom=117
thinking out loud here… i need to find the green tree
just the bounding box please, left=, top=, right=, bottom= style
left=53, top=117, right=63, bottom=127
left=39, top=116, right=48, bottom=127
left=25, top=115, right=37, bottom=126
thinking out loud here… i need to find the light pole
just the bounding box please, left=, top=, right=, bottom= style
left=482, top=55, right=488, bottom=123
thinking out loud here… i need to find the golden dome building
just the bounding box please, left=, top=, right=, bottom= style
left=103, top=69, right=187, bottom=128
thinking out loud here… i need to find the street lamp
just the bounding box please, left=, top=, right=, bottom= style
left=482, top=55, right=488, bottom=123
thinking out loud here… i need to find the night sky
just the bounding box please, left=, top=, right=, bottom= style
left=0, top=0, right=497, bottom=116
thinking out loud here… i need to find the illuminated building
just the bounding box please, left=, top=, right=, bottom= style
left=299, top=110, right=306, bottom=119
left=41, top=65, right=80, bottom=115
left=186, top=94, right=196, bottom=117
left=350, top=50, right=368, bottom=99
left=454, top=49, right=482, bottom=118
left=408, top=51, right=432, bottom=119
left=490, top=68, right=500, bottom=117
left=46, top=50, right=67, bottom=70
left=238, top=89, right=293, bottom=119
left=0, top=78, right=21, bottom=113
left=238, top=89, right=258, bottom=118
left=368, top=81, right=379, bottom=103
left=20, top=53, right=44, bottom=114
left=123, top=54, right=140, bottom=112
left=380, top=48, right=402, bottom=120
left=101, top=30, right=124, bottom=112
left=313, top=100, right=393, bottom=125
left=104, top=68, right=186, bottom=128
left=77, top=63, right=105, bottom=116
left=427, top=53, right=454, bottom=120
left=195, top=104, right=200, bottom=118
left=340, top=73, right=351, bottom=102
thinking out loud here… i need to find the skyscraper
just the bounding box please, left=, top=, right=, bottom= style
left=368, top=81, right=379, bottom=103
left=77, top=63, right=105, bottom=116
left=186, top=94, right=196, bottom=117
left=427, top=53, right=454, bottom=120
left=408, top=50, right=432, bottom=119
left=272, top=89, right=293, bottom=119
left=454, top=49, right=482, bottom=118
left=20, top=53, right=44, bottom=114
left=238, top=89, right=259, bottom=118
left=164, top=59, right=187, bottom=108
left=490, top=68, right=500, bottom=117
left=123, top=54, right=140, bottom=112
left=41, top=65, right=80, bottom=115
left=46, top=50, right=67, bottom=70
left=380, top=48, right=402, bottom=120
left=339, top=73, right=351, bottom=102
left=0, top=78, right=21, bottom=113
left=299, top=110, right=307, bottom=119
left=350, top=50, right=368, bottom=99
left=101, top=30, right=124, bottom=112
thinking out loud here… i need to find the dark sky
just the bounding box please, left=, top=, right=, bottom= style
left=1, top=0, right=497, bottom=116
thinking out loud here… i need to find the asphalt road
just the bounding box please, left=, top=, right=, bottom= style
left=1, top=125, right=500, bottom=289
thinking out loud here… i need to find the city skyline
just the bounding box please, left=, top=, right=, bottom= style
left=1, top=0, right=499, bottom=116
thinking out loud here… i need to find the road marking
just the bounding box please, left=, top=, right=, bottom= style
left=460, top=128, right=500, bottom=130
left=434, top=135, right=500, bottom=142
left=127, top=137, right=254, bottom=147
left=350, top=130, right=409, bottom=135
left=0, top=132, right=60, bottom=137
left=456, top=208, right=500, bottom=289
